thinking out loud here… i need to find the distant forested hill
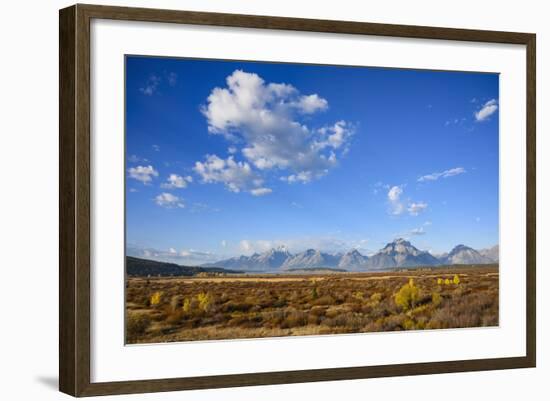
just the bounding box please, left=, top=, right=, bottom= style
left=126, top=256, right=242, bottom=277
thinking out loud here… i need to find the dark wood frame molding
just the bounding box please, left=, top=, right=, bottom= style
left=59, top=3, right=536, bottom=397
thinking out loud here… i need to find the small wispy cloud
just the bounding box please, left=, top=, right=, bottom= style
left=139, top=75, right=161, bottom=96
left=475, top=99, right=498, bottom=122
left=189, top=202, right=220, bottom=213
left=373, top=181, right=390, bottom=195
left=166, top=72, right=177, bottom=87
left=139, top=72, right=177, bottom=95
left=410, top=226, right=426, bottom=236
left=152, top=144, right=160, bottom=152
left=250, top=187, right=273, bottom=196
left=445, top=117, right=466, bottom=127
left=407, top=202, right=428, bottom=216
left=127, top=244, right=219, bottom=265
left=418, top=167, right=466, bottom=182
left=128, top=154, right=149, bottom=163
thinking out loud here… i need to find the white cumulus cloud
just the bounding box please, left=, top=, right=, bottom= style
left=387, top=186, right=405, bottom=215
left=315, top=121, right=354, bottom=151
left=161, top=174, right=193, bottom=189
left=475, top=99, right=498, bottom=122
left=200, top=70, right=353, bottom=188
left=155, top=192, right=185, bottom=208
left=388, top=186, right=403, bottom=202
left=295, top=94, right=328, bottom=114
left=127, top=165, right=158, bottom=184
left=193, top=154, right=268, bottom=194
left=387, top=186, right=427, bottom=217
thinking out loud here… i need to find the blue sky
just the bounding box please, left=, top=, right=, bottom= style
left=125, top=56, right=499, bottom=265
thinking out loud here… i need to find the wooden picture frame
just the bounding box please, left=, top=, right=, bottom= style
left=59, top=3, right=536, bottom=397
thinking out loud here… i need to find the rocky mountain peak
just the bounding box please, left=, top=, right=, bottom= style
left=207, top=241, right=499, bottom=271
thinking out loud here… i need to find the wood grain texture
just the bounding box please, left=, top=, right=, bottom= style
left=78, top=3, right=533, bottom=44
left=78, top=356, right=533, bottom=396
left=59, top=3, right=536, bottom=397
left=525, top=34, right=536, bottom=367
left=75, top=4, right=92, bottom=396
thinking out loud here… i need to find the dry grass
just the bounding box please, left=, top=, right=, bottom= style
left=125, top=265, right=498, bottom=344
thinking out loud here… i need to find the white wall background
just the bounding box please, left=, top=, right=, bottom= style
left=0, top=0, right=546, bottom=400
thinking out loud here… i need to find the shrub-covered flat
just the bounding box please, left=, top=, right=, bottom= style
left=125, top=265, right=498, bottom=344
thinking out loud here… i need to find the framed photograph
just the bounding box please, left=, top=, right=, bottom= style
left=59, top=4, right=536, bottom=397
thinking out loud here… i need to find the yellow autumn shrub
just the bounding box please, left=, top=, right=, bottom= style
left=182, top=298, right=191, bottom=313
left=402, top=318, right=415, bottom=330
left=394, top=278, right=419, bottom=310
left=370, top=292, right=383, bottom=303
left=150, top=291, right=163, bottom=306
left=197, top=292, right=212, bottom=312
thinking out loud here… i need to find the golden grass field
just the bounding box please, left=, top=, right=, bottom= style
left=125, top=265, right=498, bottom=344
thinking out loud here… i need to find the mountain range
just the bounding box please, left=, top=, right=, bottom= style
left=204, top=239, right=499, bottom=272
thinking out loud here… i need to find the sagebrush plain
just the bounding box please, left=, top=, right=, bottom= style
left=126, top=264, right=498, bottom=344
